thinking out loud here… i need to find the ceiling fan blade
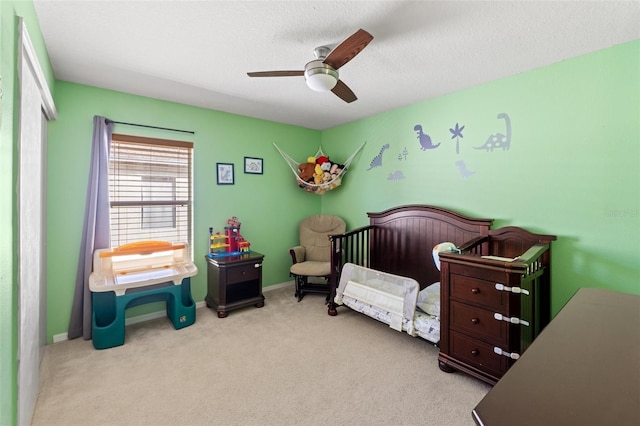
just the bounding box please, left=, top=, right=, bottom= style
left=247, top=71, right=304, bottom=77
left=323, top=29, right=373, bottom=70
left=331, top=80, right=357, bottom=103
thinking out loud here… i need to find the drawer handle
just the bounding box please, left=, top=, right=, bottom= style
left=471, top=349, right=479, bottom=356
left=471, top=288, right=479, bottom=294
left=471, top=318, right=479, bottom=325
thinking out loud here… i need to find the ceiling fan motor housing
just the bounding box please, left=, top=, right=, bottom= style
left=304, top=59, right=338, bottom=91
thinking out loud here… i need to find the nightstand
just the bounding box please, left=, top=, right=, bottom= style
left=204, top=251, right=264, bottom=318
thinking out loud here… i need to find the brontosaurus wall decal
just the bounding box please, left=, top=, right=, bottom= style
left=474, top=113, right=511, bottom=151
left=367, top=144, right=390, bottom=170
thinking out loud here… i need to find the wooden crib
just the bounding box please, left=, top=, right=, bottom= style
left=327, top=205, right=493, bottom=316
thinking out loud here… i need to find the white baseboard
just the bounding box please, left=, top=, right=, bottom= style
left=263, top=280, right=295, bottom=292
left=52, top=333, right=69, bottom=343
left=51, top=281, right=295, bottom=343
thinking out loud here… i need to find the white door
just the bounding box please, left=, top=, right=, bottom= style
left=16, top=19, right=56, bottom=426
left=40, top=110, right=48, bottom=359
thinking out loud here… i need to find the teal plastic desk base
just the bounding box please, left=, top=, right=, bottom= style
left=91, top=277, right=195, bottom=350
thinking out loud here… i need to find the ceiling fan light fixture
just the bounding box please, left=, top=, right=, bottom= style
left=306, top=73, right=337, bottom=92
left=304, top=60, right=338, bottom=92
left=247, top=29, right=372, bottom=102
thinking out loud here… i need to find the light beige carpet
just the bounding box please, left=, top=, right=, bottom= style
left=32, top=285, right=490, bottom=425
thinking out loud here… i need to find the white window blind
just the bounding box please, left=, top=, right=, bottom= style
left=109, top=133, right=193, bottom=256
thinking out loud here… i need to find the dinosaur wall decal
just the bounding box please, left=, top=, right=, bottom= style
left=387, top=170, right=406, bottom=181
left=367, top=144, right=390, bottom=170
left=474, top=113, right=512, bottom=151
left=413, top=124, right=441, bottom=150
left=455, top=160, right=476, bottom=179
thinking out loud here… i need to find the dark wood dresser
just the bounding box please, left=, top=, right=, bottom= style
left=438, top=227, right=556, bottom=385
left=204, top=251, right=264, bottom=318
left=472, top=288, right=640, bottom=425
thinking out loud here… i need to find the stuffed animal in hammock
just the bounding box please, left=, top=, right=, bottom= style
left=297, top=162, right=316, bottom=186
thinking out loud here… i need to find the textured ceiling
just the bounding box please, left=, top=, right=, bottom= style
left=33, top=1, right=640, bottom=130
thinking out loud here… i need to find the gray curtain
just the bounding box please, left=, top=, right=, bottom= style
left=67, top=116, right=113, bottom=340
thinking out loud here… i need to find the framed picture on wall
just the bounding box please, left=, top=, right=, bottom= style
left=216, top=163, right=234, bottom=185
left=244, top=157, right=263, bottom=175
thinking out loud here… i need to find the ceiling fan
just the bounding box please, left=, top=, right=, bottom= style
left=247, top=29, right=374, bottom=103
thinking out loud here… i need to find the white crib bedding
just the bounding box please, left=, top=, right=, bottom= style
left=413, top=311, right=440, bottom=343
left=341, top=294, right=441, bottom=343
left=341, top=293, right=415, bottom=333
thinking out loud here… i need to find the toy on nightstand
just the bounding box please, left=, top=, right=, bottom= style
left=208, top=217, right=251, bottom=257
left=208, top=228, right=229, bottom=257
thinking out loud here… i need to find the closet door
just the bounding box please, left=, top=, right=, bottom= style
left=16, top=19, right=56, bottom=426
left=17, top=41, right=44, bottom=426
left=40, top=110, right=48, bottom=358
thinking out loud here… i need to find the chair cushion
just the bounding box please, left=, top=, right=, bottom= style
left=290, top=261, right=331, bottom=277
left=299, top=215, right=346, bottom=262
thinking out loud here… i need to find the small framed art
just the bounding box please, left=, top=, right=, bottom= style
left=244, top=157, right=263, bottom=175
left=216, top=163, right=235, bottom=185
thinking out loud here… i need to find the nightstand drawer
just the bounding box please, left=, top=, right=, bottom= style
left=450, top=274, right=506, bottom=310
left=450, top=301, right=508, bottom=346
left=227, top=263, right=260, bottom=284
left=450, top=331, right=506, bottom=378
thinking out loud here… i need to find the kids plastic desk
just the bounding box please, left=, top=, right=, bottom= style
left=89, top=241, right=197, bottom=349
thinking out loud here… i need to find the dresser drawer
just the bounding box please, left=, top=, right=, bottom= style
left=448, top=262, right=507, bottom=283
left=450, top=301, right=508, bottom=346
left=450, top=331, right=506, bottom=378
left=450, top=274, right=506, bottom=310
left=227, top=263, right=260, bottom=284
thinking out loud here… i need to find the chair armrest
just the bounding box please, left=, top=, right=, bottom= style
left=289, top=246, right=305, bottom=264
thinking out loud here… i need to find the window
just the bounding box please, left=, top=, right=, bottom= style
left=141, top=176, right=177, bottom=229
left=109, top=134, right=193, bottom=257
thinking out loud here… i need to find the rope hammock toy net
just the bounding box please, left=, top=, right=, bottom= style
left=274, top=142, right=365, bottom=195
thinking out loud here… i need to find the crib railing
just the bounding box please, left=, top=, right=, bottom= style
left=328, top=225, right=373, bottom=316
left=456, top=235, right=487, bottom=256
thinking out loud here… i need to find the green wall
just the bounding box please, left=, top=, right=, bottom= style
left=321, top=40, right=640, bottom=315
left=1, top=1, right=56, bottom=424
left=47, top=82, right=322, bottom=340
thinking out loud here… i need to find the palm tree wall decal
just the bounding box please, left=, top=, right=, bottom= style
left=450, top=122, right=465, bottom=154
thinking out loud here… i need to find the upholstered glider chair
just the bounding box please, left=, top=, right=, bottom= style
left=289, top=214, right=346, bottom=302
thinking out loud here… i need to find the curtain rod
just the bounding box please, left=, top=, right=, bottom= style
left=106, top=119, right=195, bottom=135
